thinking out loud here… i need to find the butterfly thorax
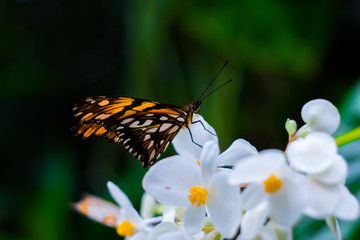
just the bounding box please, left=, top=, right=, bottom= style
left=182, top=101, right=202, bottom=128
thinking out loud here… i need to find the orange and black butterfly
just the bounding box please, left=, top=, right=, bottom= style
left=72, top=61, right=230, bottom=167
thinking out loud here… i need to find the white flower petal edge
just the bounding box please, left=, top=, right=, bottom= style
left=286, top=132, right=337, bottom=174
left=301, top=99, right=340, bottom=135
left=230, top=150, right=285, bottom=184
left=206, top=171, right=242, bottom=238
left=140, top=193, right=157, bottom=219
left=238, top=201, right=270, bottom=240
left=312, top=155, right=348, bottom=185
left=334, top=185, right=360, bottom=221
left=73, top=194, right=121, bottom=227
left=142, top=155, right=201, bottom=206
left=183, top=204, right=206, bottom=234
left=303, top=180, right=340, bottom=219
left=172, top=114, right=218, bottom=160
left=146, top=222, right=179, bottom=240
left=267, top=165, right=308, bottom=226
left=240, top=184, right=267, bottom=211
left=217, top=139, right=258, bottom=166
left=107, top=181, right=144, bottom=226
left=200, top=141, right=219, bottom=184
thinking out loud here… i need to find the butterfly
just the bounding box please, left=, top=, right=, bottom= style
left=72, top=61, right=230, bottom=167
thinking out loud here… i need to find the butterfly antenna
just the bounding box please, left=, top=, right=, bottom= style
left=199, top=79, right=232, bottom=102
left=197, top=60, right=228, bottom=101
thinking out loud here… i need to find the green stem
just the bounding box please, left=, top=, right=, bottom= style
left=335, top=126, right=360, bottom=146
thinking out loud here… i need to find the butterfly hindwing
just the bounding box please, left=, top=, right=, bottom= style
left=72, top=96, right=189, bottom=167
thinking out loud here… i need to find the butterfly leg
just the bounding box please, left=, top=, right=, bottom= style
left=191, top=120, right=217, bottom=136
left=187, top=128, right=203, bottom=148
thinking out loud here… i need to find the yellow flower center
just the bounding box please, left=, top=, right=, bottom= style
left=116, top=220, right=134, bottom=237
left=263, top=174, right=282, bottom=193
left=188, top=186, right=208, bottom=207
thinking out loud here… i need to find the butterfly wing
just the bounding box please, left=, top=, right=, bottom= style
left=72, top=96, right=190, bottom=167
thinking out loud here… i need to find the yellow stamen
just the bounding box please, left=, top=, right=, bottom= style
left=116, top=220, right=134, bottom=237
left=263, top=174, right=282, bottom=193
left=188, top=186, right=208, bottom=207
left=196, top=160, right=200, bottom=166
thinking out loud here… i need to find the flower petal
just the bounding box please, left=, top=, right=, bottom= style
left=107, top=182, right=143, bottom=225
left=142, top=156, right=201, bottom=206
left=240, top=183, right=267, bottom=210
left=217, top=139, right=258, bottom=166
left=146, top=222, right=179, bottom=240
left=206, top=171, right=241, bottom=238
left=301, top=99, right=340, bottom=134
left=161, top=206, right=176, bottom=223
left=303, top=180, right=340, bottom=219
left=200, top=141, right=219, bottom=185
left=239, top=201, right=270, bottom=240
left=230, top=150, right=286, bottom=185
left=313, top=155, right=348, bottom=185
left=129, top=231, right=147, bottom=240
left=73, top=194, right=120, bottom=227
left=267, top=166, right=308, bottom=226
left=286, top=132, right=337, bottom=174
left=334, top=185, right=359, bottom=221
left=172, top=114, right=218, bottom=160
left=183, top=204, right=206, bottom=234
left=140, top=193, right=157, bottom=219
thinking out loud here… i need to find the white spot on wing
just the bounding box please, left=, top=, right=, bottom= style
left=121, top=118, right=134, bottom=124
left=150, top=149, right=156, bottom=160
left=130, top=119, right=153, bottom=128
left=95, top=114, right=111, bottom=120
left=169, top=125, right=179, bottom=133
left=177, top=117, right=185, bottom=122
left=146, top=114, right=154, bottom=117
left=148, top=140, right=154, bottom=150
left=124, top=138, right=130, bottom=144
left=144, top=134, right=151, bottom=141
left=146, top=128, right=158, bottom=133
left=116, top=126, right=124, bottom=130
left=159, top=123, right=172, bottom=132
left=160, top=116, right=168, bottom=121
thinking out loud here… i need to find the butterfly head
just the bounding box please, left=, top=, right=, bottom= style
left=191, top=101, right=202, bottom=113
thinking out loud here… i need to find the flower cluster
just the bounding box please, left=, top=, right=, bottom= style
left=74, top=99, right=359, bottom=240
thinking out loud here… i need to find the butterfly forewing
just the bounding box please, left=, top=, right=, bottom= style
left=72, top=96, right=190, bottom=167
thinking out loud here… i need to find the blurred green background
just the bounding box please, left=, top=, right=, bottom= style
left=1, top=0, right=360, bottom=239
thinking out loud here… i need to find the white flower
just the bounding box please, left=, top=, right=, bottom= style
left=237, top=202, right=292, bottom=240
left=173, top=114, right=257, bottom=166
left=298, top=99, right=340, bottom=135
left=146, top=206, right=208, bottom=240
left=73, top=194, right=123, bottom=227
left=230, top=150, right=308, bottom=227
left=287, top=132, right=340, bottom=175
left=172, top=114, right=218, bottom=160
left=107, top=181, right=154, bottom=240
left=74, top=182, right=158, bottom=239
left=286, top=132, right=359, bottom=220
left=143, top=141, right=242, bottom=238
left=140, top=193, right=158, bottom=219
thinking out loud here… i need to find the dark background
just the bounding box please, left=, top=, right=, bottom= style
left=1, top=0, right=360, bottom=239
